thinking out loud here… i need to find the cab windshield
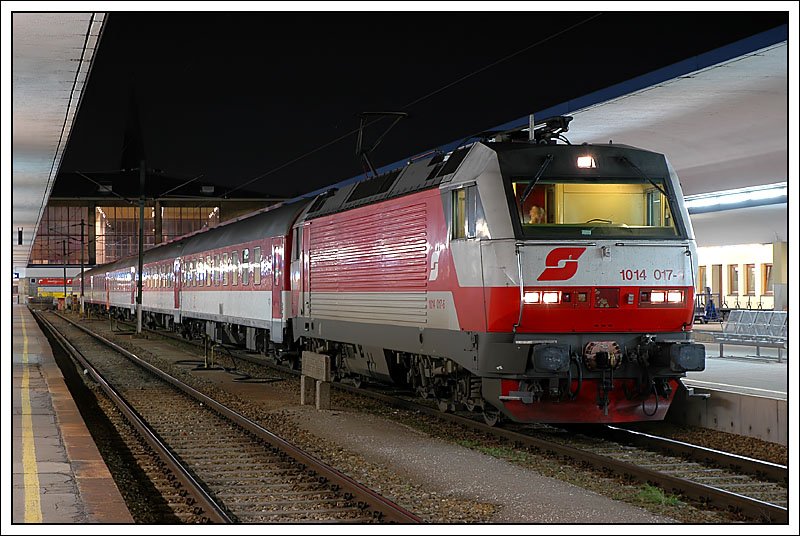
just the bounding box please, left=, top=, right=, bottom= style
left=511, top=177, right=683, bottom=239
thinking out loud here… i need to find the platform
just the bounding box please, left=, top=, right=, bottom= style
left=689, top=325, right=787, bottom=399
left=10, top=304, right=132, bottom=524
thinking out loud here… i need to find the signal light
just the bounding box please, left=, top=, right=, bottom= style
left=523, top=291, right=541, bottom=304
left=542, top=291, right=561, bottom=304
left=641, top=289, right=685, bottom=305
left=667, top=290, right=684, bottom=303
left=577, top=156, right=597, bottom=169
left=523, top=290, right=561, bottom=304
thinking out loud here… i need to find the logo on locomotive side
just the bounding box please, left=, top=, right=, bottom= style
left=537, top=247, right=587, bottom=281
left=429, top=249, right=441, bottom=281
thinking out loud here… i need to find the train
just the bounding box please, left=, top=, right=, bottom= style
left=76, top=116, right=705, bottom=425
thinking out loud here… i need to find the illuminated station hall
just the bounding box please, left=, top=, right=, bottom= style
left=8, top=11, right=793, bottom=530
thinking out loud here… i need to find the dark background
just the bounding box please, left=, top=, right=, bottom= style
left=56, top=10, right=788, bottom=200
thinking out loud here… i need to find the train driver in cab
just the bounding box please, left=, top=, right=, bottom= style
left=527, top=205, right=546, bottom=224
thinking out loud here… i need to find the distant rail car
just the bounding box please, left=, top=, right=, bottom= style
left=77, top=116, right=705, bottom=426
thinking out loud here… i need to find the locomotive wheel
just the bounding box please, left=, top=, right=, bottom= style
left=483, top=406, right=503, bottom=427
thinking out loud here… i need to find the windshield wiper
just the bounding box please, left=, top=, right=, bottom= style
left=619, top=155, right=668, bottom=198
left=518, top=154, right=553, bottom=209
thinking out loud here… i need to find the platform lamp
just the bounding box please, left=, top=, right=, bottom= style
left=18, top=227, right=23, bottom=245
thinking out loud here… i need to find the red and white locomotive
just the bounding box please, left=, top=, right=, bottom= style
left=78, top=117, right=705, bottom=425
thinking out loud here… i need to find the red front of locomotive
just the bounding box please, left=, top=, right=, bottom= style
left=457, top=141, right=705, bottom=423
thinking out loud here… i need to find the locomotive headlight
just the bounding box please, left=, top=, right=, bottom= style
left=667, top=290, right=684, bottom=303
left=542, top=291, right=560, bottom=304
left=650, top=290, right=666, bottom=303
left=577, top=156, right=597, bottom=169
left=523, top=291, right=541, bottom=304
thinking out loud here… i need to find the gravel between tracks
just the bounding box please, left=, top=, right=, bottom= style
left=84, top=323, right=786, bottom=524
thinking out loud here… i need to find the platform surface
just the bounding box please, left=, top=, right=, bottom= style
left=8, top=304, right=133, bottom=525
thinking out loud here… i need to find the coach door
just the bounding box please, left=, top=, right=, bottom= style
left=271, top=237, right=284, bottom=342
left=173, top=258, right=181, bottom=309
left=130, top=267, right=136, bottom=307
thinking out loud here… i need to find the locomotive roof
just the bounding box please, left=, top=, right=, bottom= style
left=489, top=142, right=670, bottom=179
left=301, top=144, right=472, bottom=220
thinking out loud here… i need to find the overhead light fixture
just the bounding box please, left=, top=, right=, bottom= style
left=684, top=182, right=786, bottom=213
left=18, top=227, right=23, bottom=246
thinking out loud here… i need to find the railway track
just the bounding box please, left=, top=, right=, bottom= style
left=37, top=311, right=420, bottom=524
left=339, top=384, right=789, bottom=523
left=74, top=312, right=788, bottom=522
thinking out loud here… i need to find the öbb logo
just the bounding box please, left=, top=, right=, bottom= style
left=537, top=247, right=587, bottom=281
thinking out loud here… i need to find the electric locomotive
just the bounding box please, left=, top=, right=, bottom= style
left=290, top=116, right=705, bottom=424
left=78, top=116, right=705, bottom=425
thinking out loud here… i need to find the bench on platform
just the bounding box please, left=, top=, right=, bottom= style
left=713, top=310, right=787, bottom=362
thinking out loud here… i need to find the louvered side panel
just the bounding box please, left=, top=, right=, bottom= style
left=308, top=200, right=428, bottom=326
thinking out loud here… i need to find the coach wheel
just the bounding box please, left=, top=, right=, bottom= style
left=483, top=406, right=503, bottom=427
left=464, top=399, right=477, bottom=412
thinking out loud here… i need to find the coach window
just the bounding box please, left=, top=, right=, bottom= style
left=253, top=247, right=261, bottom=285
left=232, top=251, right=239, bottom=286
left=222, top=253, right=229, bottom=285
left=213, top=255, right=220, bottom=286
left=195, top=258, right=201, bottom=287
left=205, top=255, right=211, bottom=286
left=242, top=249, right=250, bottom=286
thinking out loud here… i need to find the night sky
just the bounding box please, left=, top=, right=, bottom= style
left=57, top=10, right=788, bottom=200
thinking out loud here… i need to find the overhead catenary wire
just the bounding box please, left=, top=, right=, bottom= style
left=222, top=12, right=603, bottom=198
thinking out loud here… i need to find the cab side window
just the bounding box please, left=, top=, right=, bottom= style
left=451, top=185, right=488, bottom=240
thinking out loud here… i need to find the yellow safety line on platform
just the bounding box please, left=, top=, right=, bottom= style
left=21, top=315, right=42, bottom=523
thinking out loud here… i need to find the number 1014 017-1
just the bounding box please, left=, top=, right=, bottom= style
left=619, top=269, right=674, bottom=281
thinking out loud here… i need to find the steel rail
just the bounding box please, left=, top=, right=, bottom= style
left=56, top=313, right=421, bottom=524
left=330, top=383, right=788, bottom=523
left=602, top=425, right=788, bottom=484
left=34, top=311, right=232, bottom=524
